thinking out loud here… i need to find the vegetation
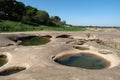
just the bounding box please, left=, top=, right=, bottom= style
left=0, top=0, right=85, bottom=32
left=0, top=0, right=66, bottom=26
left=0, top=20, right=85, bottom=32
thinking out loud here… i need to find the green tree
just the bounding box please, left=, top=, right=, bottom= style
left=50, top=16, right=66, bottom=27
left=25, top=6, right=38, bottom=17
left=0, top=0, right=6, bottom=19
left=22, top=16, right=31, bottom=22
left=0, top=0, right=65, bottom=27
left=13, top=1, right=25, bottom=21
left=34, top=10, right=50, bottom=25
left=62, top=20, right=66, bottom=25
left=51, top=16, right=61, bottom=22
left=0, top=0, right=25, bottom=21
left=22, top=6, right=38, bottom=23
left=0, top=0, right=15, bottom=20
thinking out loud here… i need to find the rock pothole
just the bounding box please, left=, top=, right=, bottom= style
left=56, top=34, right=71, bottom=38
left=0, top=52, right=27, bottom=76
left=73, top=45, right=90, bottom=50
left=0, top=54, right=8, bottom=67
left=0, top=66, right=26, bottom=76
left=53, top=50, right=120, bottom=70
left=15, top=36, right=51, bottom=46
left=7, top=35, right=52, bottom=46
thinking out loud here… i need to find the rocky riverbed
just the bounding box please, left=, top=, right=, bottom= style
left=0, top=31, right=120, bottom=80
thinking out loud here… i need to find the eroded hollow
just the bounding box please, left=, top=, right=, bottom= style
left=54, top=53, right=110, bottom=70
left=0, top=66, right=26, bottom=76
left=56, top=34, right=71, bottom=38
left=0, top=54, right=8, bottom=67
left=73, top=46, right=90, bottom=50
left=18, top=36, right=51, bottom=46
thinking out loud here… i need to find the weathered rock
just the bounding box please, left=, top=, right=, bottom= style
left=0, top=31, right=120, bottom=80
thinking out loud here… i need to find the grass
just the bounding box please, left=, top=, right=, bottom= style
left=0, top=20, right=85, bottom=32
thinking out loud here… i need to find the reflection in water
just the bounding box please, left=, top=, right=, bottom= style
left=19, top=36, right=50, bottom=46
left=55, top=53, right=110, bottom=69
left=0, top=55, right=7, bottom=67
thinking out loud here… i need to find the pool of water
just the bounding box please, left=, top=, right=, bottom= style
left=19, top=36, right=50, bottom=46
left=54, top=53, right=110, bottom=69
left=0, top=55, right=7, bottom=67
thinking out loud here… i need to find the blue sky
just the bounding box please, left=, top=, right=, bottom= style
left=17, top=0, right=120, bottom=26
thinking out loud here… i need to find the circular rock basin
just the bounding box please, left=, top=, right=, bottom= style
left=54, top=53, right=110, bottom=70
left=0, top=55, right=8, bottom=67
left=0, top=66, right=26, bottom=76
left=19, top=36, right=50, bottom=46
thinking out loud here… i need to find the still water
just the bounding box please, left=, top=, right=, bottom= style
left=55, top=53, right=110, bottom=69
left=20, top=36, right=50, bottom=46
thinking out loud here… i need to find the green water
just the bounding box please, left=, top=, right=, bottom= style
left=0, top=55, right=7, bottom=67
left=55, top=53, right=110, bottom=69
left=20, top=37, right=50, bottom=46
left=0, top=60, right=7, bottom=67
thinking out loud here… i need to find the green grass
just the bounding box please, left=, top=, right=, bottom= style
left=0, top=20, right=86, bottom=32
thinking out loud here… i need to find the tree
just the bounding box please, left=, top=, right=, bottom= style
left=25, top=6, right=38, bottom=16
left=0, top=0, right=65, bottom=27
left=22, top=6, right=38, bottom=23
left=0, top=0, right=14, bottom=20
left=51, top=16, right=61, bottom=22
left=13, top=1, right=25, bottom=21
left=22, top=15, right=31, bottom=22
left=62, top=20, right=66, bottom=25
left=50, top=16, right=66, bottom=27
left=0, top=0, right=6, bottom=19
left=34, top=10, right=50, bottom=25
left=0, top=0, right=25, bottom=21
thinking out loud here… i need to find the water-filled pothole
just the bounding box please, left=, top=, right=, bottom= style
left=0, top=54, right=8, bottom=67
left=18, top=36, right=50, bottom=46
left=0, top=66, right=26, bottom=76
left=54, top=53, right=110, bottom=70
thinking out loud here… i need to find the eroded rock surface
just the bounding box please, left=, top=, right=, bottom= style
left=0, top=31, right=120, bottom=80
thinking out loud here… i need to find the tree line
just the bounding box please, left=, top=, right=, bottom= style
left=0, top=0, right=66, bottom=26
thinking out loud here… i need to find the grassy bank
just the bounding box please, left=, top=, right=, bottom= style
left=0, top=20, right=85, bottom=32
